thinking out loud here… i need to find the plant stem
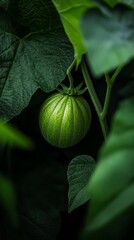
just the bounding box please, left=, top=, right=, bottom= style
left=101, top=73, right=112, bottom=120
left=67, top=59, right=76, bottom=89
left=81, top=59, right=108, bottom=140
left=110, top=64, right=124, bottom=84
left=101, top=65, right=124, bottom=120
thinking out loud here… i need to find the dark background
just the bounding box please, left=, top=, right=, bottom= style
left=0, top=59, right=134, bottom=240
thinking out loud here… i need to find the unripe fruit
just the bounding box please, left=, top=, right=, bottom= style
left=39, top=92, right=91, bottom=148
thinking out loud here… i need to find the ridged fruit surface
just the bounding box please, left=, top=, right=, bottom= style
left=39, top=93, right=91, bottom=148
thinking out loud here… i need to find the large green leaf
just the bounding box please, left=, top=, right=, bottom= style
left=67, top=155, right=96, bottom=213
left=52, top=0, right=96, bottom=66
left=84, top=97, right=134, bottom=232
left=0, top=4, right=73, bottom=121
left=86, top=183, right=134, bottom=231
left=81, top=6, right=134, bottom=75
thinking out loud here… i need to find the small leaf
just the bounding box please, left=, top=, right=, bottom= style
left=81, top=6, right=134, bottom=75
left=67, top=155, right=96, bottom=213
left=0, top=120, right=33, bottom=149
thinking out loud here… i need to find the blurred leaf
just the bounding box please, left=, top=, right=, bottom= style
left=0, top=121, right=33, bottom=149
left=81, top=6, right=134, bottom=75
left=67, top=155, right=96, bottom=213
left=103, top=0, right=134, bottom=8
left=84, top=97, right=134, bottom=233
left=0, top=0, right=10, bottom=10
left=52, top=0, right=96, bottom=66
left=86, top=183, right=134, bottom=231
left=121, top=0, right=134, bottom=7
left=103, top=0, right=118, bottom=7
left=0, top=175, right=17, bottom=224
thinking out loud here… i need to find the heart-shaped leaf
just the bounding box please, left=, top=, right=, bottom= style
left=67, top=155, right=96, bottom=213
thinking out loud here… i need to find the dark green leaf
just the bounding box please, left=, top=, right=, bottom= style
left=0, top=7, right=73, bottom=120
left=19, top=200, right=61, bottom=240
left=81, top=7, right=134, bottom=75
left=67, top=155, right=96, bottom=213
left=84, top=97, right=134, bottom=232
left=8, top=0, right=61, bottom=31
left=0, top=8, right=15, bottom=33
left=0, top=0, right=10, bottom=10
left=52, top=0, right=96, bottom=66
left=6, top=198, right=61, bottom=240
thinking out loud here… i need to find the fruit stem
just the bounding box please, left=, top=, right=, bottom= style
left=81, top=58, right=108, bottom=140
left=67, top=59, right=76, bottom=89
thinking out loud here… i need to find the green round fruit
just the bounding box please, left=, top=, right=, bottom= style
left=39, top=92, right=91, bottom=148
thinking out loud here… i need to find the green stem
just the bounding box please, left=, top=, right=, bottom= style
left=81, top=59, right=124, bottom=140
left=81, top=59, right=108, bottom=140
left=101, top=65, right=124, bottom=120
left=68, top=73, right=74, bottom=89
left=101, top=74, right=112, bottom=120
left=67, top=59, right=76, bottom=89
left=110, top=64, right=124, bottom=84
